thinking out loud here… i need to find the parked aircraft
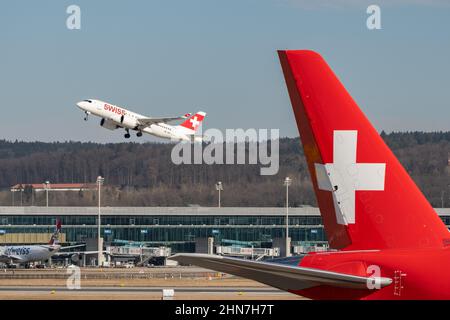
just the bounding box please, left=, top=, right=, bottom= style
left=0, top=219, right=99, bottom=266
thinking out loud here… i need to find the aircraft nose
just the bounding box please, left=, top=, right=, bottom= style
left=76, top=101, right=86, bottom=109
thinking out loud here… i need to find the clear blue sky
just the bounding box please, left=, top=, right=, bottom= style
left=1, top=0, right=450, bottom=142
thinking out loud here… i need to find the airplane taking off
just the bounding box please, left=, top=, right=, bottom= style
left=171, top=50, right=450, bottom=299
left=76, top=99, right=206, bottom=142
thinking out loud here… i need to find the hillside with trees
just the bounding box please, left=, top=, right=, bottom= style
left=0, top=131, right=449, bottom=207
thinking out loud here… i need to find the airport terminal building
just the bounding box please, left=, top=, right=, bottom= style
left=1, top=206, right=450, bottom=254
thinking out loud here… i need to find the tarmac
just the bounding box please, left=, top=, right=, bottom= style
left=0, top=267, right=305, bottom=300
left=0, top=286, right=303, bottom=300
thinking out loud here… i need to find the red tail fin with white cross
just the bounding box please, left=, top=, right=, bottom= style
left=178, top=111, right=206, bottom=134
left=278, top=50, right=449, bottom=250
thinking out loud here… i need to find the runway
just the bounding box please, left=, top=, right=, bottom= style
left=0, top=267, right=306, bottom=299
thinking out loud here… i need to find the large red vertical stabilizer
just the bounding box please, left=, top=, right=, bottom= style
left=278, top=50, right=449, bottom=250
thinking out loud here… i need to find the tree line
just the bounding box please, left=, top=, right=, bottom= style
left=0, top=131, right=449, bottom=207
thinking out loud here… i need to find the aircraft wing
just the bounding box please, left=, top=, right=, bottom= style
left=59, top=244, right=86, bottom=251
left=53, top=250, right=109, bottom=256
left=137, top=114, right=191, bottom=127
left=169, top=253, right=392, bottom=291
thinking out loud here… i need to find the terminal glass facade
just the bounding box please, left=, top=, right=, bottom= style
left=0, top=207, right=449, bottom=252
left=0, top=213, right=324, bottom=252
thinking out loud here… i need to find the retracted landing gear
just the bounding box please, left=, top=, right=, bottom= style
left=124, top=129, right=131, bottom=139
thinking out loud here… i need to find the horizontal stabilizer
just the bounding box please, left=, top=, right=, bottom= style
left=169, top=253, right=392, bottom=291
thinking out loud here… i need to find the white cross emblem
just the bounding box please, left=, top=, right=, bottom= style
left=314, top=130, right=386, bottom=225
left=189, top=116, right=200, bottom=128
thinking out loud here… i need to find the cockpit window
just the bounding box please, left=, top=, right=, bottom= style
left=83, top=100, right=93, bottom=103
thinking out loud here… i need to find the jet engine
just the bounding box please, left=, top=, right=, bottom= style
left=71, top=253, right=82, bottom=262
left=119, top=114, right=138, bottom=129
left=100, top=118, right=119, bottom=130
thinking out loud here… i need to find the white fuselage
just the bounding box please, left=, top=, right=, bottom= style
left=0, top=244, right=61, bottom=264
left=76, top=99, right=192, bottom=141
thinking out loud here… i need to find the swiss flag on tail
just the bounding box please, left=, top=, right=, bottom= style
left=179, top=112, right=206, bottom=132
left=278, top=50, right=449, bottom=250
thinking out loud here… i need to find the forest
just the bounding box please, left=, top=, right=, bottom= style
left=0, top=131, right=449, bottom=207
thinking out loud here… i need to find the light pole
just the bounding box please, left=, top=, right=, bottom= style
left=215, top=181, right=223, bottom=208
left=283, top=177, right=292, bottom=257
left=43, top=181, right=50, bottom=207
left=20, top=184, right=23, bottom=206
left=96, top=176, right=105, bottom=267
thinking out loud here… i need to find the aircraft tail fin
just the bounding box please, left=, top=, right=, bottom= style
left=49, top=219, right=62, bottom=245
left=178, top=111, right=206, bottom=134
left=278, top=50, right=449, bottom=250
